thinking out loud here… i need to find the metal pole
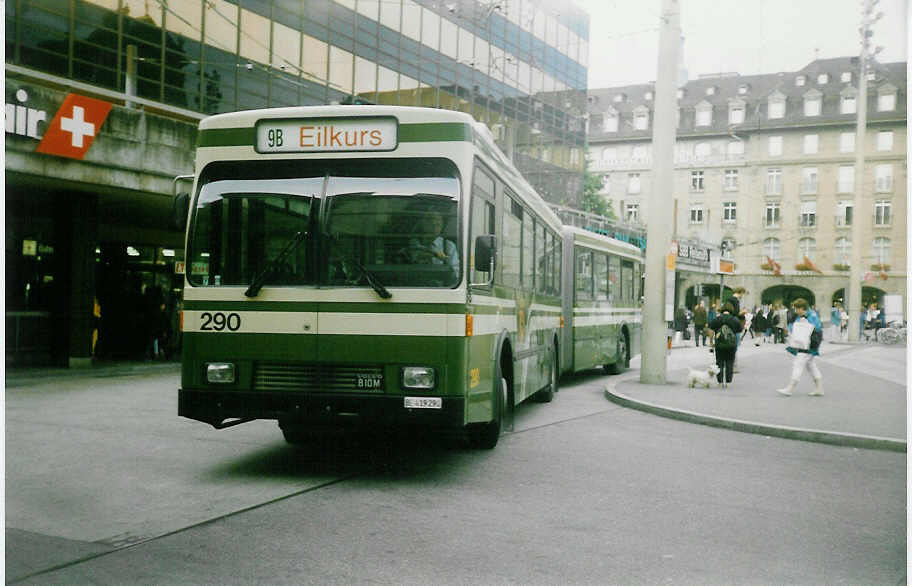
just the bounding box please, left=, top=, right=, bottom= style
left=125, top=44, right=137, bottom=109
left=641, top=0, right=681, bottom=384
left=847, top=0, right=875, bottom=341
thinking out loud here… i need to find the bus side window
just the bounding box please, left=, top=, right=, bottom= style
left=621, top=259, right=634, bottom=302
left=595, top=253, right=608, bottom=301
left=552, top=232, right=561, bottom=297
left=522, top=209, right=534, bottom=290
left=470, top=165, right=496, bottom=285
left=535, top=220, right=547, bottom=295
left=502, top=195, right=522, bottom=289
left=608, top=254, right=620, bottom=302
left=575, top=247, right=593, bottom=302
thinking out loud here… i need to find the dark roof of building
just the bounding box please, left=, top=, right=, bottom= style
left=587, top=58, right=906, bottom=140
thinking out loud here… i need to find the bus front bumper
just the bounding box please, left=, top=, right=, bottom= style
left=178, top=388, right=465, bottom=430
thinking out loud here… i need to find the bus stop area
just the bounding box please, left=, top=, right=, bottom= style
left=610, top=340, right=907, bottom=452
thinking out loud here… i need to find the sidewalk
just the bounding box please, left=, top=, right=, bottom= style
left=607, top=339, right=907, bottom=452
left=5, top=360, right=180, bottom=387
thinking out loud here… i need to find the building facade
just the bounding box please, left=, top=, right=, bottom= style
left=6, top=0, right=589, bottom=367
left=586, top=57, right=907, bottom=314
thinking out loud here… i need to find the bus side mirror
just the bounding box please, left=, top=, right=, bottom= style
left=173, top=192, right=190, bottom=231
left=474, top=235, right=495, bottom=273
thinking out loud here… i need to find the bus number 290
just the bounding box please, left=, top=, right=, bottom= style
left=200, top=312, right=241, bottom=331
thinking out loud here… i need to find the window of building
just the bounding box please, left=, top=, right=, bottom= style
left=872, top=237, right=891, bottom=265
left=727, top=140, right=744, bottom=157
left=803, top=134, right=819, bottom=154
left=645, top=91, right=653, bottom=100
left=765, top=202, right=781, bottom=227
left=795, top=75, right=806, bottom=86
left=689, top=205, right=704, bottom=224
left=840, top=132, right=855, bottom=153
left=877, top=131, right=893, bottom=151
left=801, top=167, right=818, bottom=194
left=804, top=94, right=822, bottom=116
left=841, top=71, right=852, bottom=82
left=768, top=135, right=783, bottom=156
left=691, top=170, right=704, bottom=191
left=634, top=109, right=649, bottom=130
left=694, top=142, right=711, bottom=158
left=874, top=199, right=892, bottom=226
left=878, top=92, right=896, bottom=111
left=724, top=169, right=739, bottom=191
left=738, top=84, right=749, bottom=95
left=632, top=145, right=649, bottom=160
left=768, top=96, right=785, bottom=119
left=875, top=164, right=893, bottom=192
left=613, top=94, right=625, bottom=103
left=723, top=201, right=737, bottom=223
left=729, top=102, right=745, bottom=124
left=817, top=73, right=828, bottom=85
left=603, top=113, right=618, bottom=132
left=837, top=165, right=855, bottom=193
left=841, top=94, right=856, bottom=114
left=836, top=201, right=853, bottom=227
left=835, top=237, right=851, bottom=264
left=799, top=200, right=816, bottom=227
left=763, top=237, right=781, bottom=260
left=627, top=173, right=641, bottom=194
left=625, top=203, right=639, bottom=222
left=706, top=86, right=716, bottom=96
left=695, top=103, right=712, bottom=126
left=798, top=237, right=817, bottom=261
left=766, top=168, right=782, bottom=195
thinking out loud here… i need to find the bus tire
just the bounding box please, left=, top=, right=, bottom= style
left=534, top=344, right=558, bottom=403
left=468, top=371, right=507, bottom=449
left=606, top=333, right=628, bottom=375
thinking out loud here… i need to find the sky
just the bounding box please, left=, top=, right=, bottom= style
left=572, top=0, right=909, bottom=89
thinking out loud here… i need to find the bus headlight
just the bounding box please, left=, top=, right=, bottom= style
left=401, top=366, right=435, bottom=390
left=206, top=362, right=236, bottom=384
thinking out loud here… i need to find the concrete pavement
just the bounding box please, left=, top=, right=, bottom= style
left=607, top=338, right=907, bottom=452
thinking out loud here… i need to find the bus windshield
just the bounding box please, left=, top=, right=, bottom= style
left=187, top=158, right=461, bottom=290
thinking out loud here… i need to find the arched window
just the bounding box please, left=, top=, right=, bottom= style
left=834, top=237, right=851, bottom=265
left=798, top=237, right=816, bottom=260
left=763, top=237, right=781, bottom=261
left=872, top=237, right=891, bottom=265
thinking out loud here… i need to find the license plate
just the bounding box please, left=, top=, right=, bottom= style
left=404, top=397, right=442, bottom=409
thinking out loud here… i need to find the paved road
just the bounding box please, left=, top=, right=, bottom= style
left=6, top=361, right=906, bottom=585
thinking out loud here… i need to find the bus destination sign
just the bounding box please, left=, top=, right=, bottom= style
left=255, top=117, right=398, bottom=153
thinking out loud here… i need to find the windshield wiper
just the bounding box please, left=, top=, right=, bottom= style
left=244, top=231, right=306, bottom=298
left=348, top=255, right=392, bottom=299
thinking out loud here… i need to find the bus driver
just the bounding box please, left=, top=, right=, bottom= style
left=407, top=210, right=459, bottom=279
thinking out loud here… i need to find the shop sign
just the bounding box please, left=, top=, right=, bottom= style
left=676, top=242, right=711, bottom=267
left=174, top=261, right=186, bottom=275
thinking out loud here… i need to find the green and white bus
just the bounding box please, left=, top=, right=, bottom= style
left=561, top=226, right=643, bottom=376
left=177, top=105, right=567, bottom=448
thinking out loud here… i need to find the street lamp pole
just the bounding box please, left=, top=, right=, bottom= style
left=847, top=0, right=880, bottom=341
left=641, top=0, right=681, bottom=384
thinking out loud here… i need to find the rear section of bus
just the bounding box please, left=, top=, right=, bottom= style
left=177, top=106, right=479, bottom=438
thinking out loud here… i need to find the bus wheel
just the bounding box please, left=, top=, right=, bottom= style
left=535, top=345, right=558, bottom=402
left=468, top=373, right=507, bottom=449
left=606, top=334, right=628, bottom=375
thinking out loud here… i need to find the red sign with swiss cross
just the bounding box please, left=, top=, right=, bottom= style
left=36, top=93, right=113, bottom=160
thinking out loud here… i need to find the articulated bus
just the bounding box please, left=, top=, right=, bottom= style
left=561, top=226, right=643, bottom=376
left=177, top=105, right=640, bottom=449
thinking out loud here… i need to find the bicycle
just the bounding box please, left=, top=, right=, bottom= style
left=877, top=321, right=907, bottom=345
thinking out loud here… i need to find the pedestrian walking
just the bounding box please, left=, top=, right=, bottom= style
left=673, top=306, right=689, bottom=346
left=775, top=302, right=788, bottom=343
left=753, top=307, right=767, bottom=346
left=829, top=303, right=843, bottom=342
left=709, top=302, right=742, bottom=388
left=693, top=300, right=708, bottom=347
left=776, top=298, right=824, bottom=397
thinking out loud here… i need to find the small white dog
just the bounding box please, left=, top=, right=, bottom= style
left=687, top=364, right=721, bottom=388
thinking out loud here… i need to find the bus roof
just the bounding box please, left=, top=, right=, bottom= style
left=564, top=225, right=645, bottom=260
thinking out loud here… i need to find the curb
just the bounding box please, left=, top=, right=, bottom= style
left=5, top=362, right=181, bottom=386
left=604, top=376, right=906, bottom=453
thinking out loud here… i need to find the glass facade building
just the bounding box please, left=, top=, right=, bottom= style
left=7, top=0, right=589, bottom=201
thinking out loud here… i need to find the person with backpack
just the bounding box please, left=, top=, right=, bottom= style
left=776, top=298, right=824, bottom=396
left=708, top=302, right=742, bottom=388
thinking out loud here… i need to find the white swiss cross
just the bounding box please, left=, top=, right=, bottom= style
left=60, top=105, right=95, bottom=148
